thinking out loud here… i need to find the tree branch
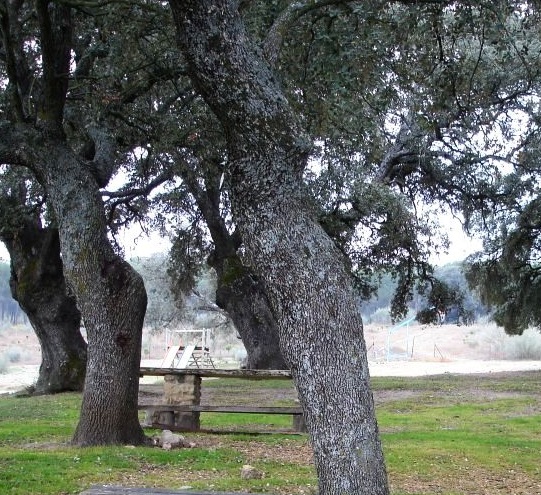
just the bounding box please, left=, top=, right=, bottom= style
left=102, top=169, right=173, bottom=201
left=263, top=0, right=453, bottom=66
left=54, top=0, right=146, bottom=9
left=73, top=39, right=109, bottom=81
left=0, top=3, right=25, bottom=121
left=119, top=65, right=187, bottom=105
left=102, top=168, right=173, bottom=227
left=35, top=0, right=72, bottom=134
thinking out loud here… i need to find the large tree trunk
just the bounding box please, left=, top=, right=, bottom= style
left=2, top=216, right=86, bottom=394
left=169, top=2, right=389, bottom=494
left=179, top=164, right=286, bottom=368
left=34, top=143, right=148, bottom=446
left=1, top=146, right=148, bottom=448
left=211, top=254, right=287, bottom=369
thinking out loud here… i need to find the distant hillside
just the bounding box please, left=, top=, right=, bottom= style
left=360, top=262, right=488, bottom=325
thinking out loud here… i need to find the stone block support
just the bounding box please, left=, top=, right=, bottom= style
left=163, top=374, right=202, bottom=431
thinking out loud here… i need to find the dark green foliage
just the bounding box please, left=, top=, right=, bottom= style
left=3, top=0, right=541, bottom=379
left=262, top=1, right=541, bottom=320
left=467, top=216, right=541, bottom=335
left=465, top=155, right=541, bottom=334
left=416, top=279, right=465, bottom=325
left=166, top=224, right=209, bottom=301
left=55, top=2, right=541, bottom=332
left=362, top=262, right=486, bottom=324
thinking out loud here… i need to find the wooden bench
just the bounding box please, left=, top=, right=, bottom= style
left=139, top=367, right=293, bottom=379
left=138, top=404, right=306, bottom=433
left=138, top=368, right=306, bottom=433
left=81, top=486, right=268, bottom=494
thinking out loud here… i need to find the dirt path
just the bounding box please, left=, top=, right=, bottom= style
left=3, top=359, right=541, bottom=395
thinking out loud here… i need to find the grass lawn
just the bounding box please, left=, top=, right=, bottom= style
left=0, top=371, right=540, bottom=494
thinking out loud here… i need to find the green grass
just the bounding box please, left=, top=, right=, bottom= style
left=380, top=400, right=541, bottom=470
left=200, top=412, right=296, bottom=430
left=371, top=372, right=541, bottom=394
left=1, top=372, right=540, bottom=494
left=203, top=377, right=293, bottom=389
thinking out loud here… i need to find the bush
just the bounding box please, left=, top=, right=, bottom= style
left=0, top=353, right=9, bottom=374
left=6, top=346, right=22, bottom=363
left=504, top=329, right=541, bottom=360
left=366, top=307, right=392, bottom=325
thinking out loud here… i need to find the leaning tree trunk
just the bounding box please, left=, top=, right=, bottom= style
left=33, top=144, right=148, bottom=446
left=212, top=254, right=287, bottom=369
left=2, top=218, right=86, bottom=394
left=170, top=2, right=389, bottom=494
left=180, top=164, right=286, bottom=368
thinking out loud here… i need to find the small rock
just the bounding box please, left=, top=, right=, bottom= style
left=240, top=464, right=264, bottom=480
left=153, top=430, right=195, bottom=450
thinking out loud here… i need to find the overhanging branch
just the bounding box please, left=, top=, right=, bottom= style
left=263, top=0, right=454, bottom=66
left=103, top=169, right=173, bottom=227
left=102, top=170, right=174, bottom=201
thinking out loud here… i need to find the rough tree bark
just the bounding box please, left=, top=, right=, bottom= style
left=37, top=143, right=148, bottom=446
left=212, top=254, right=287, bottom=369
left=179, top=166, right=286, bottom=368
left=1, top=211, right=86, bottom=394
left=169, top=1, right=389, bottom=493
left=0, top=129, right=148, bottom=445
left=208, top=249, right=286, bottom=369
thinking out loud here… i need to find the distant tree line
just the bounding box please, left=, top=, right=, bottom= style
left=362, top=262, right=489, bottom=326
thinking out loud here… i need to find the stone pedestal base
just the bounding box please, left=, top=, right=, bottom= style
left=164, top=374, right=202, bottom=430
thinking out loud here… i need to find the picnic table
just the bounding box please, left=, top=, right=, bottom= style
left=138, top=367, right=306, bottom=433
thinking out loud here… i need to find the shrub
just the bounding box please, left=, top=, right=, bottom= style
left=504, top=329, right=541, bottom=360
left=6, top=346, right=22, bottom=363
left=367, top=307, right=392, bottom=325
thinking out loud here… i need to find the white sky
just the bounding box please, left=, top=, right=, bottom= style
left=0, top=224, right=172, bottom=264
left=115, top=224, right=172, bottom=261
left=431, top=216, right=483, bottom=265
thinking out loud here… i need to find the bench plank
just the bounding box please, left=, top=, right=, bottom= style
left=143, top=423, right=305, bottom=435
left=140, top=367, right=292, bottom=379
left=139, top=404, right=302, bottom=414
left=80, top=486, right=267, bottom=495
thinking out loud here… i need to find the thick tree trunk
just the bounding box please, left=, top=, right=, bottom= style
left=34, top=143, right=148, bottom=446
left=0, top=1, right=146, bottom=445
left=2, top=218, right=86, bottom=394
left=212, top=254, right=287, bottom=369
left=180, top=165, right=286, bottom=369
left=170, top=1, right=389, bottom=493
